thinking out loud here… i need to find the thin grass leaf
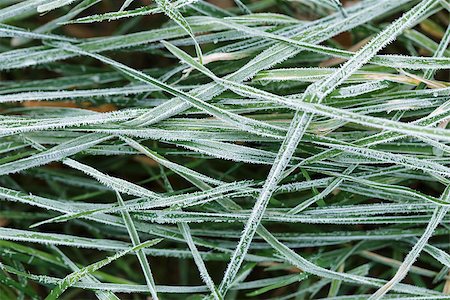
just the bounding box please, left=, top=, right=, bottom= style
left=37, top=0, right=80, bottom=13
left=116, top=192, right=159, bottom=299
left=51, top=246, right=121, bottom=300
left=369, top=186, right=450, bottom=299
left=44, top=239, right=162, bottom=300
left=179, top=222, right=223, bottom=300
left=155, top=0, right=203, bottom=64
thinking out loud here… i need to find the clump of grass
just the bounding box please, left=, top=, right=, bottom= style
left=0, top=0, right=450, bottom=299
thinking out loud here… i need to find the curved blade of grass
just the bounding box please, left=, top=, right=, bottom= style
left=258, top=227, right=441, bottom=296
left=155, top=0, right=203, bottom=64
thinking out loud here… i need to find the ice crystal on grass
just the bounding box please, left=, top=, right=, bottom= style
left=1, top=0, right=450, bottom=299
